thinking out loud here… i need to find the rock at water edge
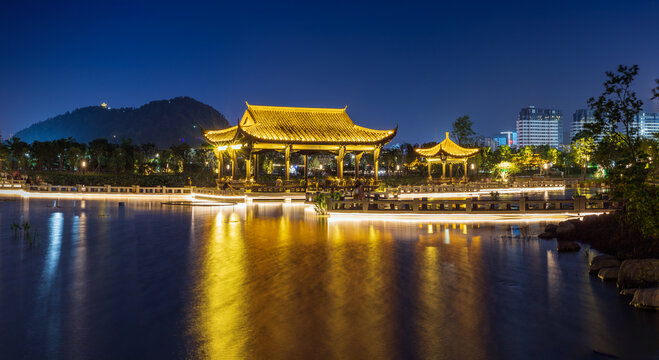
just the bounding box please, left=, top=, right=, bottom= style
left=557, top=240, right=581, bottom=252
left=617, top=259, right=659, bottom=290
left=629, top=288, right=659, bottom=310
left=598, top=267, right=619, bottom=281
left=589, top=255, right=620, bottom=274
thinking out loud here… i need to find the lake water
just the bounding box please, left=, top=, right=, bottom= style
left=0, top=198, right=657, bottom=359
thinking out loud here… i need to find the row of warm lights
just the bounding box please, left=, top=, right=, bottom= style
left=216, top=144, right=243, bottom=151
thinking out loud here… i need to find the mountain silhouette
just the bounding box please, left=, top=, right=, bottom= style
left=14, top=97, right=229, bottom=147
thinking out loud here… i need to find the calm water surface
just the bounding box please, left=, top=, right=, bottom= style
left=0, top=197, right=657, bottom=359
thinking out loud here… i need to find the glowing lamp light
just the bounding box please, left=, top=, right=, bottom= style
left=396, top=165, right=400, bottom=171
left=230, top=144, right=243, bottom=150
left=319, top=164, right=324, bottom=170
left=226, top=164, right=230, bottom=170
left=217, top=145, right=228, bottom=151
left=543, top=163, right=548, bottom=169
left=470, top=163, right=475, bottom=170
left=81, top=161, right=86, bottom=168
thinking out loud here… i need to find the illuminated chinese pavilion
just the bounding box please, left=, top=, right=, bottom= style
left=415, top=132, right=480, bottom=179
left=203, top=103, right=397, bottom=182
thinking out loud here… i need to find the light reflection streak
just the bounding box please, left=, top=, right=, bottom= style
left=191, top=210, right=248, bottom=359
left=38, top=212, right=64, bottom=356
left=69, top=213, right=87, bottom=356
left=546, top=249, right=561, bottom=312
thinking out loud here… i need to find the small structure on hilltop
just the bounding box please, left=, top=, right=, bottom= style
left=202, top=103, right=397, bottom=183
left=415, top=132, right=480, bottom=180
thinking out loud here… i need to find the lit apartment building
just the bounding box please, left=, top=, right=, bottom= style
left=516, top=106, right=563, bottom=147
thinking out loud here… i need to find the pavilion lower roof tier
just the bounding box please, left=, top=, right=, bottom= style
left=415, top=132, right=480, bottom=158
left=203, top=126, right=239, bottom=145
left=203, top=103, right=397, bottom=147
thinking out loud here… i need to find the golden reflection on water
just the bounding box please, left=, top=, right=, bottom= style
left=192, top=210, right=248, bottom=359
left=188, top=207, right=511, bottom=359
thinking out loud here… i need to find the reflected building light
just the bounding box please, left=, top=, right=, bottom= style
left=444, top=228, right=450, bottom=244
left=427, top=224, right=434, bottom=234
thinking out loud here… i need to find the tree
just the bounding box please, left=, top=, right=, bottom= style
left=88, top=138, right=112, bottom=172
left=7, top=137, right=29, bottom=171
left=586, top=66, right=659, bottom=238
left=451, top=115, right=475, bottom=146
left=571, top=137, right=595, bottom=180
left=586, top=65, right=643, bottom=158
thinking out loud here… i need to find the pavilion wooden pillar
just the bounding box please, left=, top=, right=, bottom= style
left=284, top=145, right=291, bottom=181
left=449, top=163, right=453, bottom=178
left=303, top=154, right=308, bottom=183
left=216, top=150, right=223, bottom=181
left=354, top=152, right=363, bottom=179
left=254, top=154, right=259, bottom=183
left=230, top=150, right=237, bottom=180
left=373, top=147, right=381, bottom=181
left=427, top=161, right=432, bottom=179
left=441, top=162, right=446, bottom=179
left=245, top=152, right=252, bottom=181
left=337, top=146, right=345, bottom=180
left=463, top=159, right=468, bottom=179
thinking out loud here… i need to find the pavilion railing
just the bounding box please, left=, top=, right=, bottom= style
left=326, top=196, right=622, bottom=214
left=391, top=179, right=571, bottom=195
left=16, top=183, right=191, bottom=195
left=0, top=179, right=26, bottom=188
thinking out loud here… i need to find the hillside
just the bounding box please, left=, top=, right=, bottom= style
left=14, top=97, right=229, bottom=148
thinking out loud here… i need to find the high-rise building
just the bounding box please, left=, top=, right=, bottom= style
left=516, top=106, right=563, bottom=147
left=632, top=112, right=659, bottom=139
left=494, top=131, right=517, bottom=147
left=570, top=109, right=603, bottom=142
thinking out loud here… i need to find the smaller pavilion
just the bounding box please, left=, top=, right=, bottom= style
left=415, top=132, right=480, bottom=180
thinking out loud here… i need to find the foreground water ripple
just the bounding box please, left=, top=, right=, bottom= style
left=0, top=198, right=657, bottom=359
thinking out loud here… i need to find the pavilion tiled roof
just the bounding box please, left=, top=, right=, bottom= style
left=203, top=126, right=238, bottom=144
left=415, top=132, right=480, bottom=158
left=203, top=103, right=396, bottom=145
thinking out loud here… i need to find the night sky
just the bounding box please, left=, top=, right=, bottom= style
left=1, top=0, right=658, bottom=144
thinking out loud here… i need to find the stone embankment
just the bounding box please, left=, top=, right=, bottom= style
left=538, top=219, right=659, bottom=310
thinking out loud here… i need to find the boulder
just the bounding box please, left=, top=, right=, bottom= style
left=538, top=232, right=556, bottom=239
left=556, top=221, right=576, bottom=236
left=619, top=288, right=638, bottom=296
left=617, top=259, right=659, bottom=290
left=589, top=255, right=620, bottom=274
left=557, top=240, right=581, bottom=252
left=597, top=267, right=619, bottom=281
left=629, top=288, right=659, bottom=310
left=544, top=223, right=558, bottom=233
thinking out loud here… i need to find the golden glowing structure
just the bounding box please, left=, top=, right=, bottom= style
left=415, top=132, right=480, bottom=180
left=204, top=103, right=397, bottom=182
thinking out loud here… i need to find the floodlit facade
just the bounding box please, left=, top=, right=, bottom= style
left=571, top=110, right=658, bottom=141
left=203, top=103, right=397, bottom=182
left=516, top=106, right=563, bottom=147
left=570, top=109, right=596, bottom=141
left=632, top=112, right=659, bottom=139
left=494, top=131, right=517, bottom=148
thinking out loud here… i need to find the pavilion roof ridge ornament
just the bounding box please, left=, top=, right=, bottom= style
left=245, top=103, right=348, bottom=113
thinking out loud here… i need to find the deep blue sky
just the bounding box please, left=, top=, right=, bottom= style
left=1, top=0, right=658, bottom=144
